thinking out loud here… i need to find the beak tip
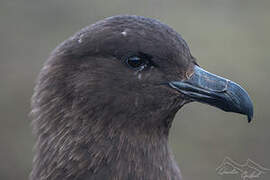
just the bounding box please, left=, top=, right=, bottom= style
left=247, top=106, right=253, bottom=123
left=248, top=115, right=252, bottom=123
left=244, top=94, right=254, bottom=123
left=229, top=81, right=254, bottom=123
left=244, top=99, right=253, bottom=123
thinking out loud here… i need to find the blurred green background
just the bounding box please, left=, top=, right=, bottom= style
left=1, top=0, right=269, bottom=179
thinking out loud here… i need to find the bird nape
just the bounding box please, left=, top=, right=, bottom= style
left=30, top=15, right=253, bottom=180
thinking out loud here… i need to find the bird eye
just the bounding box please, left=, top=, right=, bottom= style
left=126, top=56, right=148, bottom=70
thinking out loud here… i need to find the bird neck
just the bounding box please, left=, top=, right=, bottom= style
left=31, top=113, right=182, bottom=180
left=83, top=125, right=181, bottom=180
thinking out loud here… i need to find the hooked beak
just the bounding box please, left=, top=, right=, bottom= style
left=169, top=65, right=253, bottom=122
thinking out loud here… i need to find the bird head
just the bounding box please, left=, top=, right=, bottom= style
left=35, top=15, right=253, bottom=137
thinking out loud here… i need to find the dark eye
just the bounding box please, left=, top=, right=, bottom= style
left=126, top=56, right=148, bottom=70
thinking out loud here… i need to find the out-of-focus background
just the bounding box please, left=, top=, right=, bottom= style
left=1, top=0, right=269, bottom=179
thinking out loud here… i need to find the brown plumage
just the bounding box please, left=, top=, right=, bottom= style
left=31, top=15, right=253, bottom=180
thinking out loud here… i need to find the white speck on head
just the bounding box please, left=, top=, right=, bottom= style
left=138, top=73, right=142, bottom=80
left=121, top=31, right=127, bottom=36
left=78, top=34, right=84, bottom=43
